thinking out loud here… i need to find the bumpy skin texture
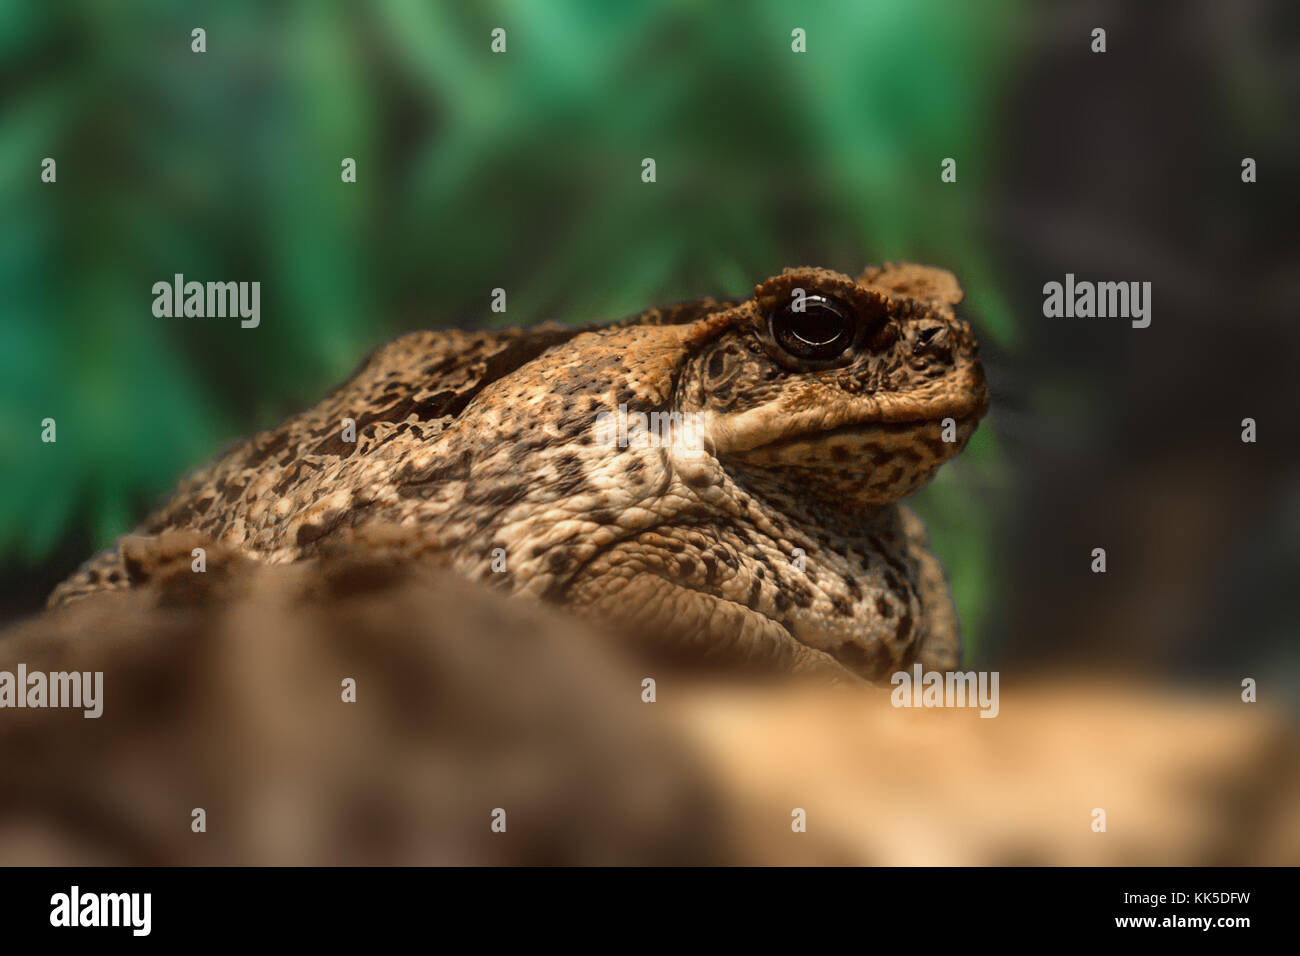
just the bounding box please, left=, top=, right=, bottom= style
left=51, top=263, right=988, bottom=680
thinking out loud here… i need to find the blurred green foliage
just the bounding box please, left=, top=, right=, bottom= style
left=1, top=0, right=1020, bottom=656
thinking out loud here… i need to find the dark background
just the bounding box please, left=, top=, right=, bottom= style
left=2, top=0, right=1296, bottom=691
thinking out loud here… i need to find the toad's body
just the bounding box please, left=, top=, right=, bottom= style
left=51, top=263, right=988, bottom=680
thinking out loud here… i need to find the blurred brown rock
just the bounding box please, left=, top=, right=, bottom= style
left=0, top=543, right=729, bottom=865
left=672, top=680, right=1300, bottom=865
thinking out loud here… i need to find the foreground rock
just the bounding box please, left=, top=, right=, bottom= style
left=2, top=544, right=1296, bottom=864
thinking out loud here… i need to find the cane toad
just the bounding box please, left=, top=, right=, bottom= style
left=50, top=263, right=988, bottom=680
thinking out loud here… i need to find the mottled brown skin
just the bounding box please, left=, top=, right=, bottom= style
left=51, top=263, right=988, bottom=680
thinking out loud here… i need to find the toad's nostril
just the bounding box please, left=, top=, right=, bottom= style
left=913, top=325, right=953, bottom=360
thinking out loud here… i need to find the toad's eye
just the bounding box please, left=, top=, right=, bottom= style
left=769, top=294, right=854, bottom=362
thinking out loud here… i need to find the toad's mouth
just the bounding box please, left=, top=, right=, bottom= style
left=751, top=412, right=982, bottom=454
left=711, top=397, right=987, bottom=456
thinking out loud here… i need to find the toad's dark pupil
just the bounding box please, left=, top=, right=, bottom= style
left=771, top=296, right=852, bottom=360
left=789, top=306, right=841, bottom=345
